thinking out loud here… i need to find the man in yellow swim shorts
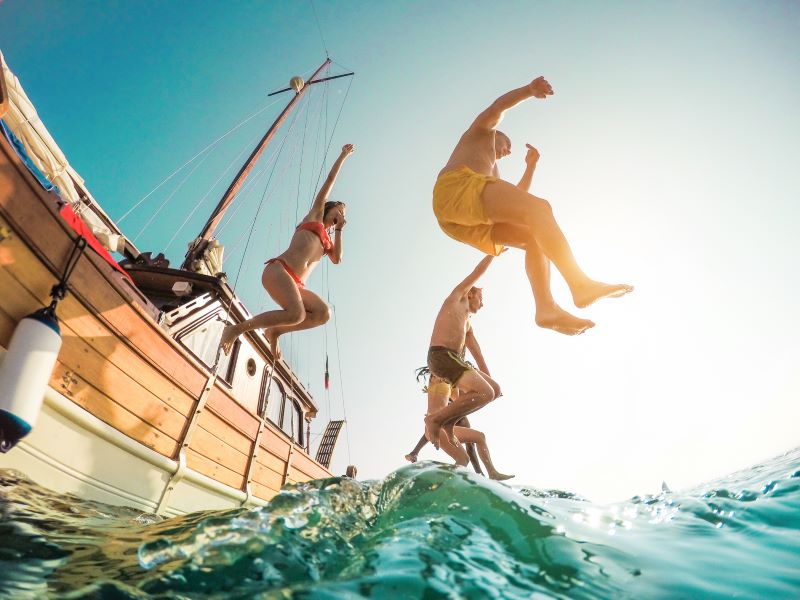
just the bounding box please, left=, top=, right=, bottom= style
left=433, top=75, right=633, bottom=335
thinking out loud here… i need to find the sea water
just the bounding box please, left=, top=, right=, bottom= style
left=1, top=448, right=799, bottom=599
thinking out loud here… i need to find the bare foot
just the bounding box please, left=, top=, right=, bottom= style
left=264, top=328, right=282, bottom=360
left=220, top=325, right=238, bottom=356
left=535, top=305, right=595, bottom=336
left=404, top=453, right=418, bottom=463
left=489, top=472, right=515, bottom=481
left=572, top=281, right=633, bottom=309
left=424, top=414, right=441, bottom=450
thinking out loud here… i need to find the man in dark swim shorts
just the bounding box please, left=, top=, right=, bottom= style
left=423, top=255, right=504, bottom=452
left=427, top=347, right=474, bottom=386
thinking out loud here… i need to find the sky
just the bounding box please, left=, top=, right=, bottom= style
left=2, top=0, right=799, bottom=503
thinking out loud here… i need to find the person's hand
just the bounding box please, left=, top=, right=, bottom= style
left=528, top=76, right=553, bottom=99
left=524, top=143, right=540, bottom=167
left=341, top=143, right=355, bottom=156
left=335, top=215, right=347, bottom=230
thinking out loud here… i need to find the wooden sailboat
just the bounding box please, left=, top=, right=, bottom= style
left=0, top=53, right=351, bottom=516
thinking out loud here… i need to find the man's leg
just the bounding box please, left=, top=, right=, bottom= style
left=425, top=370, right=494, bottom=450
left=493, top=223, right=594, bottom=335
left=483, top=179, right=632, bottom=308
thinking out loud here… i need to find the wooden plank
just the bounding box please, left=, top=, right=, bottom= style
left=56, top=334, right=187, bottom=440
left=0, top=172, right=209, bottom=398
left=51, top=362, right=178, bottom=457
left=259, top=426, right=291, bottom=461
left=251, top=481, right=279, bottom=502
left=186, top=449, right=244, bottom=490
left=254, top=448, right=286, bottom=475
left=250, top=461, right=284, bottom=491
left=189, top=426, right=249, bottom=476
left=0, top=225, right=199, bottom=415
left=0, top=265, right=188, bottom=440
left=0, top=304, right=16, bottom=348
left=289, top=450, right=330, bottom=481
left=197, top=410, right=253, bottom=456
left=207, top=387, right=259, bottom=438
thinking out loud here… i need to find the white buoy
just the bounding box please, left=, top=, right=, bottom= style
left=289, top=76, right=305, bottom=92
left=0, top=308, right=62, bottom=453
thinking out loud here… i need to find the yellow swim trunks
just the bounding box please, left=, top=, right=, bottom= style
left=432, top=166, right=503, bottom=256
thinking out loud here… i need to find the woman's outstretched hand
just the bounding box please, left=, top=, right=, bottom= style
left=342, top=143, right=355, bottom=156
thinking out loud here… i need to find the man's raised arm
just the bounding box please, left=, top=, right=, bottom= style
left=471, top=76, right=553, bottom=131
left=452, top=255, right=495, bottom=297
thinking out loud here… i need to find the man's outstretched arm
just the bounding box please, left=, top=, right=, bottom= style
left=472, top=76, right=554, bottom=131
left=517, top=144, right=540, bottom=192
left=452, top=255, right=494, bottom=297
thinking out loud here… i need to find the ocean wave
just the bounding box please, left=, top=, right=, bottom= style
left=1, top=449, right=799, bottom=599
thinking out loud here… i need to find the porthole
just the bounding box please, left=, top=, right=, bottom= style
left=246, top=358, right=257, bottom=377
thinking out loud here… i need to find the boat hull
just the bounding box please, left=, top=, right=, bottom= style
left=0, top=133, right=332, bottom=515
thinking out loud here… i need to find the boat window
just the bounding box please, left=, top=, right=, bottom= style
left=246, top=358, right=257, bottom=377
left=178, top=316, right=233, bottom=378
left=295, top=403, right=304, bottom=446
left=280, top=398, right=303, bottom=444
left=263, top=377, right=284, bottom=425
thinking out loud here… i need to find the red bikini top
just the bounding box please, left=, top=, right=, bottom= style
left=296, top=221, right=333, bottom=254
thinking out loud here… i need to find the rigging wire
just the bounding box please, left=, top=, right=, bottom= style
left=117, top=96, right=285, bottom=223
left=131, top=146, right=215, bottom=244
left=294, top=85, right=312, bottom=223
left=312, top=74, right=352, bottom=195
left=166, top=87, right=313, bottom=256
left=309, top=0, right=329, bottom=58
left=162, top=135, right=260, bottom=254
left=331, top=302, right=351, bottom=464
left=216, top=88, right=316, bottom=242
left=222, top=98, right=310, bottom=263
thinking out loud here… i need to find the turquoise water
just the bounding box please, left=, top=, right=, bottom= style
left=1, top=449, right=799, bottom=599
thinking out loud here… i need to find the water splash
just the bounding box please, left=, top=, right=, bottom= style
left=1, top=449, right=799, bottom=598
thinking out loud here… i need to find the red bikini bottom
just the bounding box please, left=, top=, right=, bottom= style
left=265, top=258, right=305, bottom=289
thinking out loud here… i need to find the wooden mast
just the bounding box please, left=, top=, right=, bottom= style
left=182, top=58, right=334, bottom=271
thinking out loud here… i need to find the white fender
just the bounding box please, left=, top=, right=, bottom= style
left=0, top=308, right=62, bottom=452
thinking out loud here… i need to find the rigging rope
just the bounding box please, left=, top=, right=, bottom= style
left=163, top=130, right=265, bottom=253
left=331, top=302, right=351, bottom=464
left=216, top=88, right=316, bottom=242
left=309, top=0, right=329, bottom=57
left=222, top=98, right=310, bottom=263
left=132, top=145, right=215, bottom=244
left=117, top=96, right=285, bottom=223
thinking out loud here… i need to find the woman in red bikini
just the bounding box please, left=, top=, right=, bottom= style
left=220, top=144, right=354, bottom=357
